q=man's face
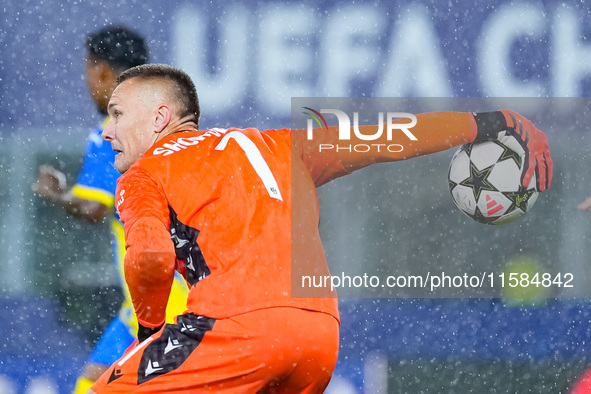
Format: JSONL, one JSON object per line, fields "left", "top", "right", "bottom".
{"left": 102, "top": 78, "right": 157, "bottom": 173}
{"left": 84, "top": 56, "right": 116, "bottom": 115}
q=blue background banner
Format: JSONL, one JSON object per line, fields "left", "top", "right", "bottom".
{"left": 2, "top": 0, "right": 591, "bottom": 131}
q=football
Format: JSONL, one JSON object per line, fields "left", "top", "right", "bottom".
{"left": 448, "top": 137, "right": 539, "bottom": 225}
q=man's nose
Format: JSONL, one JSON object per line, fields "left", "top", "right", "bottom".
{"left": 102, "top": 118, "right": 114, "bottom": 141}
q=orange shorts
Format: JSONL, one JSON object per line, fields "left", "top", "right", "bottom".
{"left": 91, "top": 307, "right": 340, "bottom": 393}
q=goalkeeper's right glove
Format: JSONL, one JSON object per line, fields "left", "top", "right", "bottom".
{"left": 473, "top": 110, "right": 553, "bottom": 192}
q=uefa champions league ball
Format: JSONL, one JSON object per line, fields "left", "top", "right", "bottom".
{"left": 448, "top": 136, "right": 539, "bottom": 225}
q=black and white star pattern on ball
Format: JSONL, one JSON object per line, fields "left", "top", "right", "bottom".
{"left": 471, "top": 205, "right": 491, "bottom": 224}
{"left": 448, "top": 178, "right": 458, "bottom": 193}
{"left": 459, "top": 162, "right": 496, "bottom": 201}
{"left": 503, "top": 185, "right": 536, "bottom": 213}
{"left": 496, "top": 141, "right": 522, "bottom": 168}
{"left": 460, "top": 143, "right": 474, "bottom": 156}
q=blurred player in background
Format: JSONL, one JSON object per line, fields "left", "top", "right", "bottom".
{"left": 578, "top": 197, "right": 591, "bottom": 212}
{"left": 89, "top": 64, "right": 552, "bottom": 393}
{"left": 32, "top": 27, "right": 188, "bottom": 394}
{"left": 571, "top": 368, "right": 591, "bottom": 393}
{"left": 570, "top": 197, "right": 591, "bottom": 393}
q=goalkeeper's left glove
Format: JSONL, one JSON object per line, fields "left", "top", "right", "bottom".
{"left": 472, "top": 109, "right": 553, "bottom": 192}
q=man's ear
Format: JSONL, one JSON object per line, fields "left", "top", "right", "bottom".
{"left": 154, "top": 105, "right": 171, "bottom": 133}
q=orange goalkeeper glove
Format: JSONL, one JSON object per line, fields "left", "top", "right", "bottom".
{"left": 472, "top": 110, "right": 552, "bottom": 191}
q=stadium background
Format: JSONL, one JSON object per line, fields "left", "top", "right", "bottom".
{"left": 1, "top": 0, "right": 591, "bottom": 392}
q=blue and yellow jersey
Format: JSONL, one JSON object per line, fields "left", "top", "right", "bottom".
{"left": 71, "top": 118, "right": 188, "bottom": 338}
{"left": 71, "top": 118, "right": 119, "bottom": 215}
{"left": 71, "top": 118, "right": 126, "bottom": 285}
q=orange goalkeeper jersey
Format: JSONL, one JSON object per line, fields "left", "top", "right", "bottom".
{"left": 115, "top": 127, "right": 348, "bottom": 322}
{"left": 115, "top": 112, "right": 474, "bottom": 324}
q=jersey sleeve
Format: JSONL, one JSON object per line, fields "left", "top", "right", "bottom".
{"left": 116, "top": 167, "right": 176, "bottom": 328}
{"left": 291, "top": 127, "right": 352, "bottom": 187}
{"left": 291, "top": 111, "right": 476, "bottom": 186}
{"left": 71, "top": 127, "right": 119, "bottom": 209}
